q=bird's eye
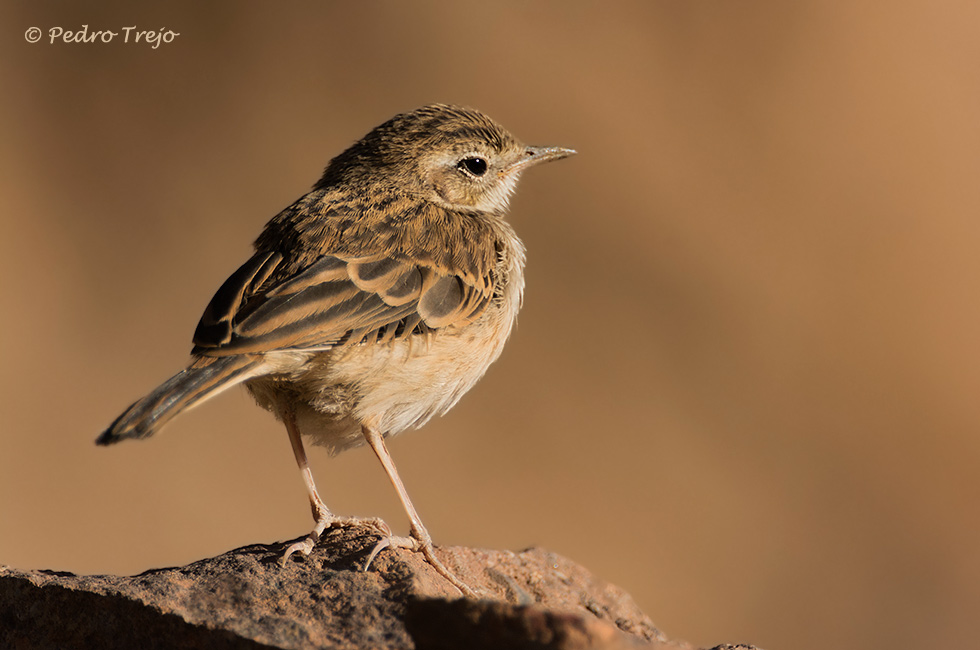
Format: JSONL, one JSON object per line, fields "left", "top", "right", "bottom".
{"left": 458, "top": 157, "right": 488, "bottom": 177}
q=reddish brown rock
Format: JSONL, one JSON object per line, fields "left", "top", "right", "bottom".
{"left": 0, "top": 528, "right": 754, "bottom": 649}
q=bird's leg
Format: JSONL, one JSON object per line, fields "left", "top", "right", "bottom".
{"left": 280, "top": 407, "right": 390, "bottom": 564}
{"left": 361, "top": 425, "right": 476, "bottom": 597}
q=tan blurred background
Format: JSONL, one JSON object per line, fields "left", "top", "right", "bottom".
{"left": 2, "top": 2, "right": 978, "bottom": 649}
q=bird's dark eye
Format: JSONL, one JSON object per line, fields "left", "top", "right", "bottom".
{"left": 458, "top": 157, "right": 488, "bottom": 177}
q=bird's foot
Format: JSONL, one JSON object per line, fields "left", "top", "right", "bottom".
{"left": 364, "top": 526, "right": 477, "bottom": 598}
{"left": 280, "top": 512, "right": 391, "bottom": 565}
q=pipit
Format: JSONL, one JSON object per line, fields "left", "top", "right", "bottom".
{"left": 97, "top": 104, "right": 574, "bottom": 596}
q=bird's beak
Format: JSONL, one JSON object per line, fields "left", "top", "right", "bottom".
{"left": 507, "top": 146, "right": 577, "bottom": 174}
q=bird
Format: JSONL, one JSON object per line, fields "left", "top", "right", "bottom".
{"left": 96, "top": 103, "right": 575, "bottom": 596}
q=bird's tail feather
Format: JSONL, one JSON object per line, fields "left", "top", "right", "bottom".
{"left": 96, "top": 355, "right": 262, "bottom": 445}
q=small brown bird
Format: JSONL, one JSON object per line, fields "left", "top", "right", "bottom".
{"left": 97, "top": 104, "right": 574, "bottom": 595}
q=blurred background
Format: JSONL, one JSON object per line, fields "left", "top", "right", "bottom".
{"left": 2, "top": 2, "right": 978, "bottom": 649}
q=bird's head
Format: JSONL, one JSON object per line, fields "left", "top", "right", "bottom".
{"left": 317, "top": 104, "right": 575, "bottom": 215}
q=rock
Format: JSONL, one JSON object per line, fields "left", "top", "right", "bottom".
{"left": 0, "top": 528, "right": 748, "bottom": 649}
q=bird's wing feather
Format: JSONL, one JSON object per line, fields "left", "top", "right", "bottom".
{"left": 192, "top": 249, "right": 494, "bottom": 356}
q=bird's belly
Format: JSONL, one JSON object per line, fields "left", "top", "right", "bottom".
{"left": 248, "top": 307, "right": 515, "bottom": 454}
{"left": 334, "top": 314, "right": 512, "bottom": 432}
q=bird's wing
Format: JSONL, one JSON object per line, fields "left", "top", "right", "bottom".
{"left": 191, "top": 249, "right": 494, "bottom": 356}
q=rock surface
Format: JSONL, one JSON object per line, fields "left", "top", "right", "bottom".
{"left": 0, "top": 528, "right": 756, "bottom": 649}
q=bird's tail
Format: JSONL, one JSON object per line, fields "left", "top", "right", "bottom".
{"left": 96, "top": 355, "right": 263, "bottom": 445}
